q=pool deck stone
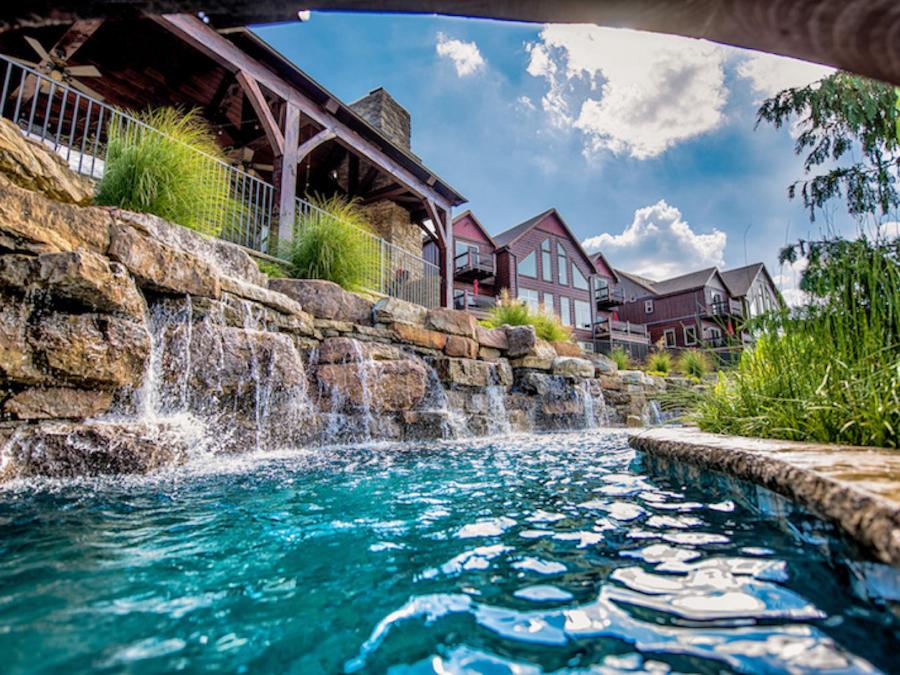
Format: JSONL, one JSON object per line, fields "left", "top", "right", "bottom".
{"left": 628, "top": 427, "right": 900, "bottom": 567}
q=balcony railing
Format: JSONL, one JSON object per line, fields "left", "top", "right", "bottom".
{"left": 453, "top": 250, "right": 494, "bottom": 280}
{"left": 595, "top": 285, "right": 625, "bottom": 308}
{"left": 453, "top": 293, "right": 496, "bottom": 313}
{"left": 0, "top": 53, "right": 442, "bottom": 308}
{"left": 705, "top": 298, "right": 743, "bottom": 318}
{"left": 593, "top": 318, "right": 649, "bottom": 342}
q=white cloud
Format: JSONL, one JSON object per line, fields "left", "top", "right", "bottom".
{"left": 436, "top": 33, "right": 485, "bottom": 77}
{"left": 879, "top": 221, "right": 900, "bottom": 239}
{"left": 525, "top": 25, "right": 729, "bottom": 159}
{"left": 582, "top": 200, "right": 727, "bottom": 278}
{"left": 736, "top": 52, "right": 834, "bottom": 99}
{"left": 772, "top": 256, "right": 809, "bottom": 307}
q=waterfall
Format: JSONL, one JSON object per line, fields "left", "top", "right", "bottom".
{"left": 486, "top": 367, "right": 511, "bottom": 436}
{"left": 643, "top": 400, "right": 663, "bottom": 426}
{"left": 419, "top": 361, "right": 469, "bottom": 439}
{"left": 580, "top": 381, "right": 610, "bottom": 429}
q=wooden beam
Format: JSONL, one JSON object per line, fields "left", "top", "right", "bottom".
{"left": 52, "top": 19, "right": 104, "bottom": 61}
{"left": 236, "top": 70, "right": 284, "bottom": 155}
{"left": 358, "top": 165, "right": 379, "bottom": 194}
{"left": 275, "top": 102, "right": 300, "bottom": 246}
{"left": 361, "top": 184, "right": 407, "bottom": 205}
{"left": 424, "top": 200, "right": 452, "bottom": 308}
{"left": 153, "top": 14, "right": 454, "bottom": 211}
{"left": 296, "top": 128, "right": 335, "bottom": 162}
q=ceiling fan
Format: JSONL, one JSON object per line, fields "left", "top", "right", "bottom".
{"left": 227, "top": 146, "right": 274, "bottom": 178}
{"left": 11, "top": 35, "right": 104, "bottom": 100}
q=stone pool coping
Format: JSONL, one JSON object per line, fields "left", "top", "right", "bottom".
{"left": 628, "top": 427, "right": 900, "bottom": 567}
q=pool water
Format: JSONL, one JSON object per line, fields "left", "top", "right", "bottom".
{"left": 0, "top": 431, "right": 897, "bottom": 673}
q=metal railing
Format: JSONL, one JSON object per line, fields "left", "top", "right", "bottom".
{"left": 0, "top": 53, "right": 443, "bottom": 308}
{"left": 293, "top": 197, "right": 441, "bottom": 308}
{"left": 594, "top": 285, "right": 625, "bottom": 306}
{"left": 593, "top": 318, "right": 649, "bottom": 340}
{"left": 0, "top": 54, "right": 276, "bottom": 251}
{"left": 453, "top": 249, "right": 494, "bottom": 274}
{"left": 705, "top": 298, "right": 743, "bottom": 317}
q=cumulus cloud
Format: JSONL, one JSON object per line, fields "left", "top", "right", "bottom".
{"left": 736, "top": 51, "right": 834, "bottom": 99}
{"left": 879, "top": 221, "right": 900, "bottom": 239}
{"left": 525, "top": 25, "right": 729, "bottom": 159}
{"left": 436, "top": 33, "right": 486, "bottom": 77}
{"left": 582, "top": 200, "right": 727, "bottom": 279}
{"left": 772, "top": 256, "right": 809, "bottom": 307}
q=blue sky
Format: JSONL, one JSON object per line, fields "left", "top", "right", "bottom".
{"left": 254, "top": 12, "right": 863, "bottom": 300}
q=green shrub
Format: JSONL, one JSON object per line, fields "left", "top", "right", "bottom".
{"left": 677, "top": 349, "right": 712, "bottom": 379}
{"left": 257, "top": 259, "right": 288, "bottom": 279}
{"left": 609, "top": 347, "right": 631, "bottom": 370}
{"left": 95, "top": 107, "right": 238, "bottom": 235}
{"left": 483, "top": 290, "right": 572, "bottom": 342}
{"left": 646, "top": 350, "right": 672, "bottom": 376}
{"left": 691, "top": 237, "right": 900, "bottom": 448}
{"left": 286, "top": 195, "right": 378, "bottom": 291}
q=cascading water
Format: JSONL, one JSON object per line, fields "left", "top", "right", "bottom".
{"left": 485, "top": 368, "right": 512, "bottom": 436}
{"left": 643, "top": 400, "right": 664, "bottom": 426}
{"left": 418, "top": 360, "right": 470, "bottom": 439}
{"left": 579, "top": 381, "right": 610, "bottom": 429}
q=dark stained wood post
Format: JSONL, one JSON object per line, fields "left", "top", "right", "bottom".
{"left": 443, "top": 205, "right": 453, "bottom": 308}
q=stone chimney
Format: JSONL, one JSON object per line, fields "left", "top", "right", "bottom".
{"left": 350, "top": 87, "right": 412, "bottom": 151}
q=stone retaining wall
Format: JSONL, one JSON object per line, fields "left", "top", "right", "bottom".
{"left": 0, "top": 118, "right": 665, "bottom": 480}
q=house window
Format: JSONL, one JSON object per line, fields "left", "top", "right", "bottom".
{"left": 557, "top": 242, "right": 568, "bottom": 285}
{"left": 541, "top": 238, "right": 553, "bottom": 282}
{"left": 543, "top": 293, "right": 554, "bottom": 315}
{"left": 644, "top": 299, "right": 654, "bottom": 314}
{"left": 574, "top": 299, "right": 591, "bottom": 329}
{"left": 579, "top": 341, "right": 594, "bottom": 353}
{"left": 683, "top": 325, "right": 698, "bottom": 346}
{"left": 560, "top": 297, "right": 572, "bottom": 326}
{"left": 572, "top": 265, "right": 589, "bottom": 290}
{"left": 518, "top": 288, "right": 540, "bottom": 311}
{"left": 706, "top": 327, "right": 723, "bottom": 344}
{"left": 518, "top": 251, "right": 536, "bottom": 277}
{"left": 664, "top": 328, "right": 676, "bottom": 348}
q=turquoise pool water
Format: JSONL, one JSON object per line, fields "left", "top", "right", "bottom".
{"left": 0, "top": 431, "right": 897, "bottom": 673}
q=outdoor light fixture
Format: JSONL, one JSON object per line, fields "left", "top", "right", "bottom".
{"left": 297, "top": 10, "right": 312, "bottom": 22}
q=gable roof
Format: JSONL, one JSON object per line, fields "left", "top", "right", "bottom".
{"left": 493, "top": 208, "right": 598, "bottom": 272}
{"left": 615, "top": 269, "right": 658, "bottom": 294}
{"left": 589, "top": 251, "right": 620, "bottom": 283}
{"left": 493, "top": 208, "right": 556, "bottom": 248}
{"left": 453, "top": 210, "right": 496, "bottom": 248}
{"left": 721, "top": 263, "right": 765, "bottom": 297}
{"left": 650, "top": 267, "right": 721, "bottom": 296}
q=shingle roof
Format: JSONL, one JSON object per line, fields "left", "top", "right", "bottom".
{"left": 493, "top": 209, "right": 556, "bottom": 248}
{"left": 614, "top": 269, "right": 657, "bottom": 293}
{"left": 721, "top": 263, "right": 765, "bottom": 297}
{"left": 650, "top": 267, "right": 719, "bottom": 295}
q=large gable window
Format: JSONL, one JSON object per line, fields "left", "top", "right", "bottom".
{"left": 574, "top": 300, "right": 591, "bottom": 329}
{"left": 557, "top": 242, "right": 568, "bottom": 285}
{"left": 518, "top": 288, "right": 539, "bottom": 311}
{"left": 518, "top": 251, "right": 536, "bottom": 277}
{"left": 541, "top": 239, "right": 553, "bottom": 282}
{"left": 572, "top": 265, "right": 589, "bottom": 290}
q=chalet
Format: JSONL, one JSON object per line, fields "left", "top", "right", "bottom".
{"left": 615, "top": 263, "right": 782, "bottom": 359}
{"left": 721, "top": 263, "right": 783, "bottom": 319}
{"left": 590, "top": 252, "right": 651, "bottom": 360}
{"left": 0, "top": 15, "right": 465, "bottom": 307}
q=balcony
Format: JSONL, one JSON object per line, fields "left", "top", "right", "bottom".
{"left": 595, "top": 285, "right": 625, "bottom": 309}
{"left": 593, "top": 318, "right": 650, "bottom": 343}
{"left": 454, "top": 250, "right": 494, "bottom": 282}
{"left": 453, "top": 293, "right": 496, "bottom": 317}
{"left": 703, "top": 298, "right": 743, "bottom": 318}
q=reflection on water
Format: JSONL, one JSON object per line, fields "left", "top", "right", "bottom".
{"left": 0, "top": 431, "right": 897, "bottom": 674}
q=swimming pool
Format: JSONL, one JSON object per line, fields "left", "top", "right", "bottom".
{"left": 0, "top": 430, "right": 896, "bottom": 673}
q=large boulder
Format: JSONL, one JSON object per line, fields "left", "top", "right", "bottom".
{"left": 316, "top": 359, "right": 427, "bottom": 412}
{"left": 28, "top": 312, "right": 150, "bottom": 388}
{"left": 588, "top": 352, "right": 618, "bottom": 375}
{"left": 0, "top": 295, "right": 44, "bottom": 384}
{"left": 425, "top": 308, "right": 476, "bottom": 338}
{"left": 505, "top": 325, "right": 536, "bottom": 358}
{"left": 510, "top": 339, "right": 556, "bottom": 370}
{"left": 113, "top": 210, "right": 267, "bottom": 287}
{"left": 2, "top": 387, "right": 113, "bottom": 420}
{"left": 444, "top": 335, "right": 479, "bottom": 359}
{"left": 551, "top": 341, "right": 582, "bottom": 357}
{"left": 0, "top": 118, "right": 93, "bottom": 205}
{"left": 434, "top": 357, "right": 494, "bottom": 388}
{"left": 219, "top": 275, "right": 304, "bottom": 317}
{"left": 0, "top": 176, "right": 110, "bottom": 255}
{"left": 0, "top": 250, "right": 146, "bottom": 319}
{"left": 0, "top": 420, "right": 192, "bottom": 480}
{"left": 269, "top": 279, "right": 373, "bottom": 325}
{"left": 108, "top": 221, "right": 221, "bottom": 299}
{"left": 552, "top": 356, "right": 595, "bottom": 379}
{"left": 476, "top": 325, "right": 509, "bottom": 350}
{"left": 317, "top": 336, "right": 399, "bottom": 364}
{"left": 373, "top": 296, "right": 427, "bottom": 325}
{"left": 392, "top": 321, "right": 447, "bottom": 350}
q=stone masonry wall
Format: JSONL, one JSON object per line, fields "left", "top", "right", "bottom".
{"left": 0, "top": 118, "right": 665, "bottom": 481}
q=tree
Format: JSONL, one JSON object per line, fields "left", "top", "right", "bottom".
{"left": 757, "top": 73, "right": 900, "bottom": 219}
